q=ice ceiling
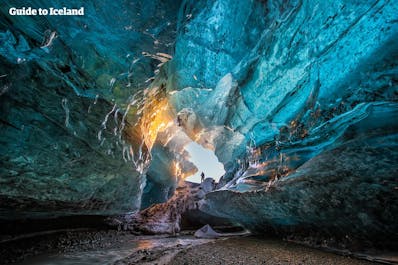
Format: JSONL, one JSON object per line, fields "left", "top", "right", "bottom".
{"left": 0, "top": 0, "right": 397, "bottom": 247}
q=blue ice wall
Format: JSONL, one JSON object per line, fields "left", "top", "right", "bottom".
{"left": 170, "top": 0, "right": 398, "bottom": 154}
{"left": 166, "top": 0, "right": 398, "bottom": 246}
{"left": 172, "top": 0, "right": 268, "bottom": 88}
{"left": 0, "top": 0, "right": 181, "bottom": 100}
{"left": 0, "top": 0, "right": 181, "bottom": 217}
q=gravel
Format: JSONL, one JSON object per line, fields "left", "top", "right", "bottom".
{"left": 169, "top": 237, "right": 375, "bottom": 265}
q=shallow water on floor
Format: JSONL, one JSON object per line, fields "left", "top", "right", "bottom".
{"left": 16, "top": 235, "right": 210, "bottom": 265}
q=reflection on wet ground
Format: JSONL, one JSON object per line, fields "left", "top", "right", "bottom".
{"left": 16, "top": 235, "right": 212, "bottom": 265}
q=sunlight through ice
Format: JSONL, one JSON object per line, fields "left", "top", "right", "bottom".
{"left": 184, "top": 142, "right": 225, "bottom": 183}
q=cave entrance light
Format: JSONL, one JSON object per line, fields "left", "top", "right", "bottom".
{"left": 184, "top": 141, "right": 225, "bottom": 183}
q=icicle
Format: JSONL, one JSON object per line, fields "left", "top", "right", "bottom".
{"left": 113, "top": 108, "right": 119, "bottom": 127}
{"left": 41, "top": 30, "right": 57, "bottom": 49}
{"left": 94, "top": 94, "right": 99, "bottom": 105}
{"left": 129, "top": 145, "right": 134, "bottom": 161}
{"left": 97, "top": 130, "right": 102, "bottom": 141}
{"left": 109, "top": 78, "right": 116, "bottom": 87}
{"left": 100, "top": 104, "right": 117, "bottom": 132}
{"left": 61, "top": 98, "right": 70, "bottom": 128}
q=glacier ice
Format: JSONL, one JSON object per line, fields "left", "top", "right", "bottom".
{"left": 0, "top": 0, "right": 182, "bottom": 217}
{"left": 166, "top": 0, "right": 398, "bottom": 247}
{"left": 0, "top": 0, "right": 397, "bottom": 249}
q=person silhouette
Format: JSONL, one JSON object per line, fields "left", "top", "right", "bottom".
{"left": 200, "top": 172, "right": 205, "bottom": 183}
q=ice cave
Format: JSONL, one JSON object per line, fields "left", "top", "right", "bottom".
{"left": 0, "top": 0, "right": 397, "bottom": 264}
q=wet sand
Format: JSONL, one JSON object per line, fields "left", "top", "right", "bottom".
{"left": 169, "top": 237, "right": 376, "bottom": 265}
{"left": 3, "top": 230, "right": 392, "bottom": 265}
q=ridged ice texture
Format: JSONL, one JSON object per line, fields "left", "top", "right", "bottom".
{"left": 171, "top": 0, "right": 398, "bottom": 160}
{"left": 173, "top": 0, "right": 268, "bottom": 89}
{"left": 0, "top": 61, "right": 143, "bottom": 218}
{"left": 167, "top": 0, "right": 398, "bottom": 247}
{"left": 200, "top": 103, "right": 398, "bottom": 247}
{"left": 0, "top": 0, "right": 181, "bottom": 218}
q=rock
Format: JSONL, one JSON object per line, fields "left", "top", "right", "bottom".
{"left": 201, "top": 178, "right": 215, "bottom": 193}
{"left": 194, "top": 224, "right": 220, "bottom": 239}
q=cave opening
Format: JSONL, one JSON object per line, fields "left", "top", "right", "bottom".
{"left": 184, "top": 141, "right": 225, "bottom": 183}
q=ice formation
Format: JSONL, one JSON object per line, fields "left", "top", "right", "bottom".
{"left": 0, "top": 0, "right": 397, "bottom": 248}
